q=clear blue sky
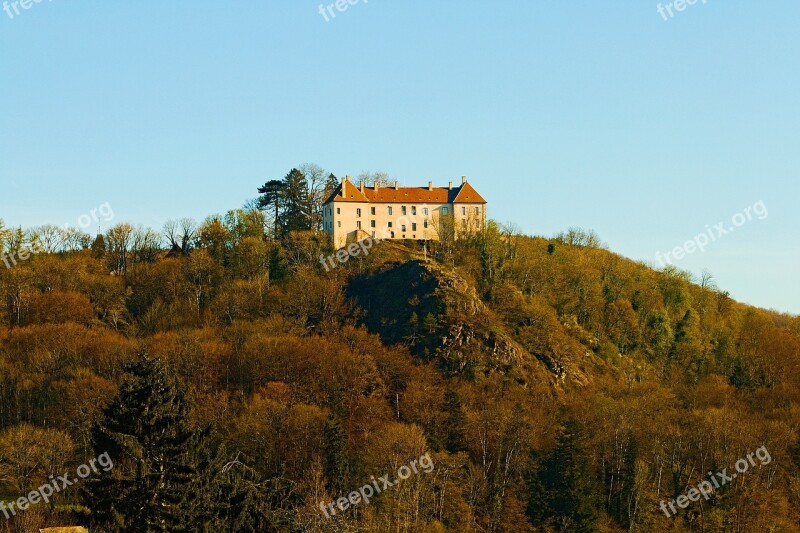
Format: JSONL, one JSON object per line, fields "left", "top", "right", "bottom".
{"left": 1, "top": 1, "right": 798, "bottom": 313}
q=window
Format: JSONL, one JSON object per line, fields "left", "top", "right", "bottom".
{"left": 337, "top": 221, "right": 341, "bottom": 227}
{"left": 412, "top": 223, "right": 417, "bottom": 231}
{"left": 391, "top": 231, "right": 395, "bottom": 238}
{"left": 401, "top": 206, "right": 407, "bottom": 215}
{"left": 370, "top": 220, "right": 376, "bottom": 228}
{"left": 388, "top": 206, "right": 393, "bottom": 215}
{"left": 371, "top": 207, "right": 376, "bottom": 215}
{"left": 388, "top": 222, "right": 393, "bottom": 228}
{"left": 475, "top": 207, "right": 480, "bottom": 215}
{"left": 357, "top": 221, "right": 362, "bottom": 229}
{"left": 372, "top": 231, "right": 376, "bottom": 238}
{"left": 401, "top": 225, "right": 407, "bottom": 232}
{"left": 337, "top": 207, "right": 341, "bottom": 215}
{"left": 424, "top": 220, "right": 429, "bottom": 228}
{"left": 423, "top": 208, "right": 429, "bottom": 216}
{"left": 442, "top": 207, "right": 448, "bottom": 215}
{"left": 412, "top": 206, "right": 417, "bottom": 215}
{"left": 461, "top": 207, "right": 466, "bottom": 216}
{"left": 356, "top": 208, "right": 362, "bottom": 217}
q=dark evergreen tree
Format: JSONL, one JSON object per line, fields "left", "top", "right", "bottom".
{"left": 323, "top": 173, "right": 339, "bottom": 201}
{"left": 323, "top": 415, "right": 352, "bottom": 494}
{"left": 441, "top": 390, "right": 467, "bottom": 453}
{"left": 528, "top": 418, "right": 599, "bottom": 532}
{"left": 91, "top": 233, "right": 107, "bottom": 258}
{"left": 730, "top": 357, "right": 754, "bottom": 390}
{"left": 256, "top": 179, "right": 286, "bottom": 237}
{"left": 82, "top": 356, "right": 221, "bottom": 532}
{"left": 281, "top": 168, "right": 311, "bottom": 234}
{"left": 211, "top": 454, "right": 296, "bottom": 532}
{"left": 267, "top": 242, "right": 289, "bottom": 282}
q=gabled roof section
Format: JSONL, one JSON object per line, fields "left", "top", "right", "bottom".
{"left": 323, "top": 180, "right": 369, "bottom": 204}
{"left": 452, "top": 181, "right": 487, "bottom": 204}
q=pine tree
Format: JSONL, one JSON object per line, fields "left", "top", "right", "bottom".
{"left": 281, "top": 169, "right": 311, "bottom": 234}
{"left": 257, "top": 179, "right": 286, "bottom": 238}
{"left": 323, "top": 173, "right": 339, "bottom": 200}
{"left": 423, "top": 312, "right": 440, "bottom": 334}
{"left": 529, "top": 418, "right": 598, "bottom": 532}
{"left": 83, "top": 356, "right": 221, "bottom": 532}
{"left": 405, "top": 312, "right": 420, "bottom": 345}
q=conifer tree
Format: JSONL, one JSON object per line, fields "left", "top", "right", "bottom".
{"left": 323, "top": 173, "right": 339, "bottom": 200}
{"left": 256, "top": 179, "right": 286, "bottom": 238}
{"left": 91, "top": 233, "right": 106, "bottom": 258}
{"left": 281, "top": 168, "right": 311, "bottom": 234}
{"left": 441, "top": 390, "right": 467, "bottom": 453}
{"left": 323, "top": 415, "right": 352, "bottom": 494}
{"left": 528, "top": 418, "right": 598, "bottom": 532}
{"left": 83, "top": 356, "right": 221, "bottom": 532}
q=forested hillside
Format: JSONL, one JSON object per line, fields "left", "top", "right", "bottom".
{"left": 1, "top": 200, "right": 799, "bottom": 532}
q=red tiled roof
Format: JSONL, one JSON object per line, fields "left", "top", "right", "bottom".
{"left": 452, "top": 182, "right": 487, "bottom": 204}
{"left": 324, "top": 181, "right": 487, "bottom": 205}
{"left": 323, "top": 180, "right": 369, "bottom": 203}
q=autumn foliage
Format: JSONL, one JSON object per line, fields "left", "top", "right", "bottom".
{"left": 0, "top": 214, "right": 798, "bottom": 532}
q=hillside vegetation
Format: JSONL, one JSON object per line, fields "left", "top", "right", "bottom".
{"left": 0, "top": 211, "right": 799, "bottom": 532}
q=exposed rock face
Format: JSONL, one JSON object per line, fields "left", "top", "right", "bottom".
{"left": 348, "top": 259, "right": 557, "bottom": 384}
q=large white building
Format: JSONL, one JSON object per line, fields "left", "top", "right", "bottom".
{"left": 322, "top": 176, "right": 487, "bottom": 248}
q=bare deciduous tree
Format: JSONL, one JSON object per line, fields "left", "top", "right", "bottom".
{"left": 299, "top": 163, "right": 329, "bottom": 232}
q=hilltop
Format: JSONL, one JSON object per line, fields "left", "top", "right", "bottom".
{"left": 0, "top": 218, "right": 798, "bottom": 532}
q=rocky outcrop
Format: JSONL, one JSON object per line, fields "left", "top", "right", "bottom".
{"left": 347, "top": 259, "right": 556, "bottom": 384}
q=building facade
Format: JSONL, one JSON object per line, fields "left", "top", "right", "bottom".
{"left": 322, "top": 176, "right": 487, "bottom": 249}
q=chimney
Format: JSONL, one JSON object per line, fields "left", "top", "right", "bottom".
{"left": 448, "top": 181, "right": 453, "bottom": 190}
{"left": 428, "top": 181, "right": 433, "bottom": 191}
{"left": 343, "top": 175, "right": 351, "bottom": 183}
{"left": 462, "top": 176, "right": 467, "bottom": 184}
{"left": 360, "top": 180, "right": 365, "bottom": 193}
{"left": 394, "top": 181, "right": 399, "bottom": 190}
{"left": 374, "top": 181, "right": 379, "bottom": 191}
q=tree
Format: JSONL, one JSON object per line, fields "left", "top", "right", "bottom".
{"left": 299, "top": 163, "right": 329, "bottom": 232}
{"left": 529, "top": 418, "right": 598, "bottom": 532}
{"left": 257, "top": 180, "right": 286, "bottom": 238}
{"left": 28, "top": 225, "right": 63, "bottom": 253}
{"left": 83, "top": 356, "right": 220, "bottom": 532}
{"left": 554, "top": 227, "right": 604, "bottom": 249}
{"left": 440, "top": 390, "right": 467, "bottom": 453}
{"left": 323, "top": 173, "right": 339, "bottom": 201}
{"left": 163, "top": 219, "right": 182, "bottom": 250}
{"left": 105, "top": 223, "right": 135, "bottom": 274}
{"left": 281, "top": 169, "right": 311, "bottom": 234}
{"left": 0, "top": 219, "right": 10, "bottom": 252}
{"left": 323, "top": 415, "right": 352, "bottom": 494}
{"left": 91, "top": 233, "right": 107, "bottom": 258}
{"left": 357, "top": 170, "right": 393, "bottom": 187}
